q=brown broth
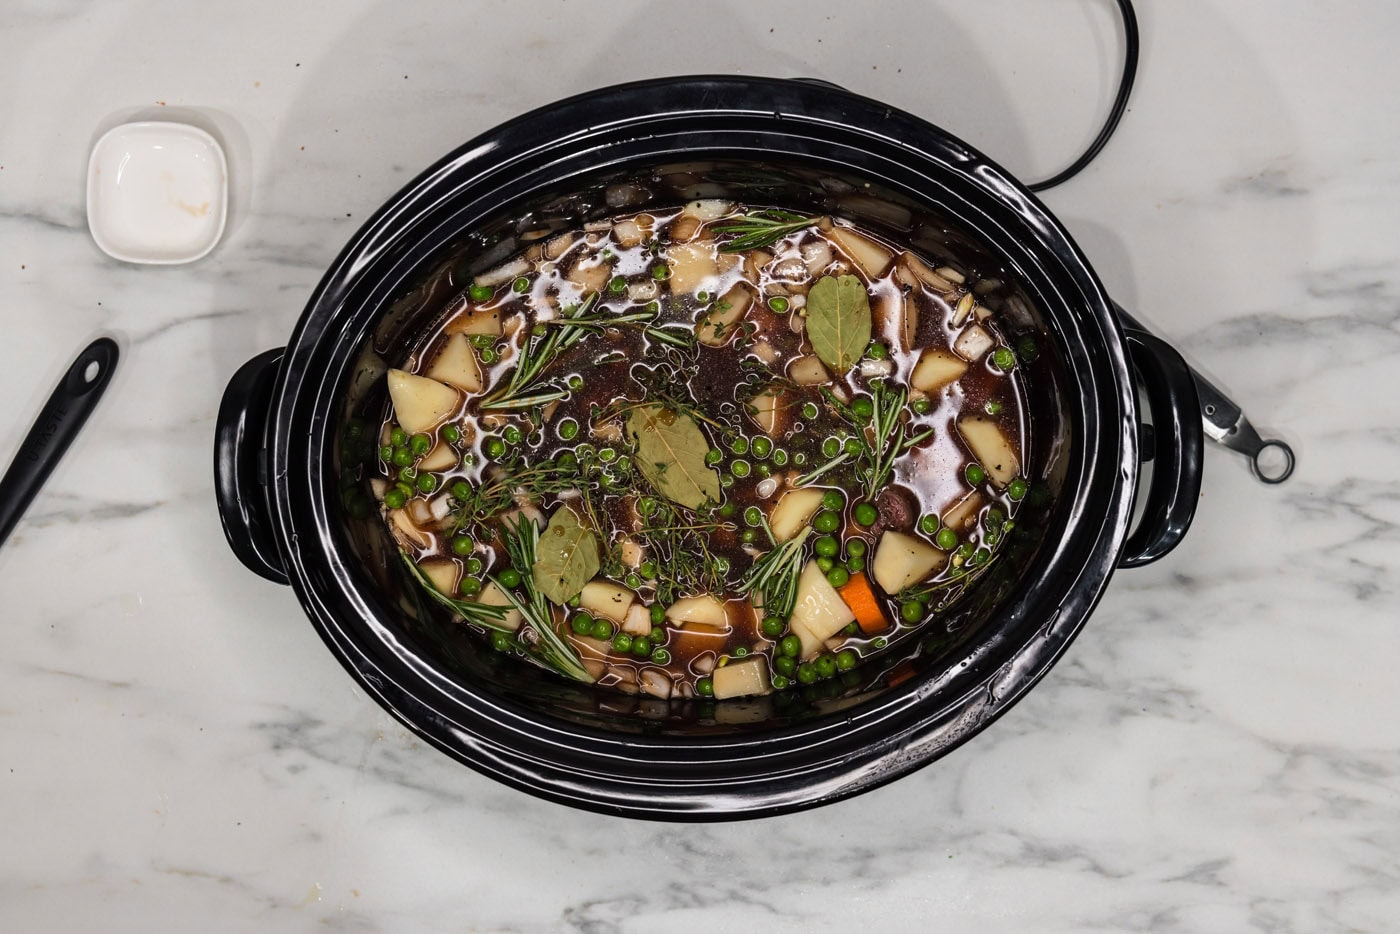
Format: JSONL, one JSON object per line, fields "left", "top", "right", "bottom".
{"left": 372, "top": 204, "right": 1028, "bottom": 700}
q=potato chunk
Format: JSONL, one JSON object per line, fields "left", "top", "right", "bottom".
{"left": 769, "top": 489, "right": 824, "bottom": 543}
{"left": 790, "top": 560, "right": 857, "bottom": 648}
{"left": 418, "top": 559, "right": 459, "bottom": 597}
{"left": 712, "top": 656, "right": 771, "bottom": 699}
{"left": 910, "top": 348, "right": 968, "bottom": 393}
{"left": 958, "top": 416, "right": 1020, "bottom": 487}
{"left": 425, "top": 332, "right": 483, "bottom": 393}
{"left": 579, "top": 579, "right": 637, "bottom": 622}
{"left": 872, "top": 531, "right": 947, "bottom": 594}
{"left": 476, "top": 582, "right": 523, "bottom": 632}
{"left": 387, "top": 369, "right": 460, "bottom": 434}
{"left": 953, "top": 323, "right": 995, "bottom": 361}
{"left": 696, "top": 282, "right": 755, "bottom": 346}
{"left": 664, "top": 594, "right": 728, "bottom": 629}
{"left": 667, "top": 241, "right": 718, "bottom": 295}
{"left": 787, "top": 354, "right": 830, "bottom": 386}
{"left": 827, "top": 225, "right": 893, "bottom": 278}
{"left": 748, "top": 384, "right": 785, "bottom": 436}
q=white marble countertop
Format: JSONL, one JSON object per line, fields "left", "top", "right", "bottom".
{"left": 3, "top": 2, "right": 1397, "bottom": 930}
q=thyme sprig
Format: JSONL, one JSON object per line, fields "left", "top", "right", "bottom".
{"left": 712, "top": 209, "right": 817, "bottom": 253}
{"left": 737, "top": 523, "right": 812, "bottom": 620}
{"left": 823, "top": 380, "right": 934, "bottom": 499}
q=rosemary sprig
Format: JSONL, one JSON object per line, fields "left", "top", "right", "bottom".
{"left": 821, "top": 380, "right": 935, "bottom": 499}
{"left": 490, "top": 514, "right": 594, "bottom": 683}
{"left": 480, "top": 292, "right": 600, "bottom": 410}
{"left": 712, "top": 209, "right": 817, "bottom": 252}
{"left": 794, "top": 451, "right": 851, "bottom": 487}
{"left": 737, "top": 525, "right": 812, "bottom": 619}
{"left": 401, "top": 553, "right": 511, "bottom": 630}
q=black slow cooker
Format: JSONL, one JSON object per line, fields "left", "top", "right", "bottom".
{"left": 214, "top": 77, "right": 1202, "bottom": 819}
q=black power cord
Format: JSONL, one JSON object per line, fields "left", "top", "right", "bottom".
{"left": 1028, "top": 0, "right": 1140, "bottom": 192}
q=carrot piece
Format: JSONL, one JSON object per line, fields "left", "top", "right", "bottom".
{"left": 837, "top": 572, "right": 889, "bottom": 635}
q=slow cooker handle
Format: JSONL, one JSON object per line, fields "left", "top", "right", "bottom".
{"left": 214, "top": 349, "right": 290, "bottom": 584}
{"left": 1118, "top": 330, "right": 1204, "bottom": 567}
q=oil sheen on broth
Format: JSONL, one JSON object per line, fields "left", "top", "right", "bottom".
{"left": 372, "top": 201, "right": 1030, "bottom": 701}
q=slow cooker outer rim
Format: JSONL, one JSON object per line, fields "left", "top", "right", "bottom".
{"left": 266, "top": 76, "right": 1136, "bottom": 818}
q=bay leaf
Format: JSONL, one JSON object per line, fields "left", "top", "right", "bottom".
{"left": 806, "top": 274, "right": 872, "bottom": 374}
{"left": 626, "top": 404, "right": 721, "bottom": 511}
{"left": 532, "top": 505, "right": 601, "bottom": 605}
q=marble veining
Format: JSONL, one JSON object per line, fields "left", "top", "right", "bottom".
{"left": 2, "top": 1, "right": 1399, "bottom": 931}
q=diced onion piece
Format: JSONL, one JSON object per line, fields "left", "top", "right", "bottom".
{"left": 859, "top": 358, "right": 894, "bottom": 378}
{"left": 789, "top": 561, "right": 857, "bottom": 656}
{"left": 640, "top": 669, "right": 673, "bottom": 699}
{"left": 544, "top": 232, "right": 576, "bottom": 260}
{"left": 685, "top": 199, "right": 732, "bottom": 221}
{"left": 622, "top": 603, "right": 653, "bottom": 636}
{"left": 712, "top": 656, "right": 771, "bottom": 699}
{"left": 958, "top": 416, "right": 1020, "bottom": 487}
{"left": 579, "top": 579, "right": 637, "bottom": 622}
{"left": 936, "top": 265, "right": 967, "bottom": 285}
{"left": 417, "top": 443, "right": 458, "bottom": 472}
{"left": 696, "top": 282, "right": 755, "bottom": 346}
{"left": 568, "top": 255, "right": 612, "bottom": 294}
{"left": 787, "top": 354, "right": 829, "bottom": 386}
{"left": 387, "top": 369, "right": 460, "bottom": 434}
{"left": 953, "top": 323, "right": 995, "bottom": 361}
{"left": 664, "top": 594, "right": 728, "bottom": 629}
{"left": 613, "top": 218, "right": 644, "bottom": 248}
{"left": 800, "top": 239, "right": 834, "bottom": 274}
{"left": 388, "top": 508, "right": 432, "bottom": 549}
{"left": 952, "top": 292, "right": 976, "bottom": 326}
{"left": 474, "top": 257, "right": 530, "bottom": 288}
{"left": 826, "top": 225, "right": 893, "bottom": 278}
{"left": 425, "top": 332, "right": 483, "bottom": 393}
{"left": 667, "top": 240, "right": 718, "bottom": 294}
{"left": 628, "top": 279, "right": 659, "bottom": 302}
{"left": 418, "top": 559, "right": 459, "bottom": 596}
{"left": 476, "top": 582, "right": 523, "bottom": 631}
{"left": 769, "top": 488, "right": 824, "bottom": 543}
{"left": 872, "top": 531, "right": 947, "bottom": 594}
{"left": 447, "top": 307, "right": 505, "bottom": 337}
{"left": 910, "top": 348, "right": 969, "bottom": 393}
{"left": 897, "top": 253, "right": 955, "bottom": 293}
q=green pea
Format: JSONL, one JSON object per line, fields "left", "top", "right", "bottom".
{"left": 392, "top": 447, "right": 414, "bottom": 468}
{"left": 796, "top": 663, "right": 818, "bottom": 684}
{"left": 697, "top": 677, "right": 714, "bottom": 697}
{"left": 459, "top": 577, "right": 483, "bottom": 597}
{"left": 650, "top": 603, "right": 666, "bottom": 625}
{"left": 624, "top": 573, "right": 642, "bottom": 589}
{"left": 571, "top": 614, "right": 594, "bottom": 635}
{"left": 612, "top": 633, "right": 633, "bottom": 654}
{"left": 846, "top": 538, "right": 867, "bottom": 558}
{"left": 556, "top": 452, "right": 578, "bottom": 470}
{"left": 768, "top": 296, "right": 790, "bottom": 313}
{"left": 761, "top": 615, "right": 786, "bottom": 638}
{"left": 755, "top": 462, "right": 772, "bottom": 478}
{"left": 651, "top": 263, "right": 670, "bottom": 280}
{"left": 389, "top": 427, "right": 408, "bottom": 447}
{"left": 649, "top": 626, "right": 666, "bottom": 644}
{"left": 826, "top": 566, "right": 850, "bottom": 588}
{"left": 843, "top": 437, "right": 863, "bottom": 457}
{"left": 480, "top": 347, "right": 499, "bottom": 365}
{"left": 901, "top": 600, "right": 924, "bottom": 623}
{"left": 801, "top": 401, "right": 820, "bottom": 421}
{"left": 985, "top": 507, "right": 1005, "bottom": 529}
{"left": 639, "top": 561, "right": 658, "bottom": 579}
{"left": 843, "top": 621, "right": 860, "bottom": 636}
{"left": 933, "top": 528, "right": 957, "bottom": 551}
{"left": 771, "top": 674, "right": 790, "bottom": 690}
{"left": 772, "top": 449, "right": 789, "bottom": 467}
{"left": 705, "top": 448, "right": 723, "bottom": 466}
{"left": 469, "top": 283, "right": 493, "bottom": 302}
{"left": 558, "top": 418, "right": 579, "bottom": 441}
{"left": 590, "top": 617, "right": 613, "bottom": 640}
{"left": 630, "top": 637, "right": 651, "bottom": 658}
{"left": 911, "top": 398, "right": 931, "bottom": 415}
{"left": 971, "top": 547, "right": 991, "bottom": 567}
{"left": 816, "top": 556, "right": 835, "bottom": 573}
{"left": 485, "top": 437, "right": 506, "bottom": 459}
{"left": 774, "top": 654, "right": 796, "bottom": 676}
{"left": 847, "top": 555, "right": 865, "bottom": 573}
{"left": 965, "top": 463, "right": 987, "bottom": 486}
{"left": 749, "top": 436, "right": 773, "bottom": 459}
{"left": 460, "top": 557, "right": 482, "bottom": 577}
{"left": 491, "top": 631, "right": 512, "bottom": 652}
{"left": 416, "top": 474, "right": 438, "bottom": 494}
{"left": 712, "top": 556, "right": 731, "bottom": 575}
{"left": 836, "top": 649, "right": 858, "bottom": 670}
{"left": 742, "top": 528, "right": 757, "bottom": 544}
{"left": 984, "top": 400, "right": 1003, "bottom": 416}
{"left": 872, "top": 637, "right": 888, "bottom": 649}
{"left": 532, "top": 324, "right": 547, "bottom": 338}
{"left": 852, "top": 396, "right": 874, "bottom": 419}
{"left": 792, "top": 452, "right": 807, "bottom": 467}
{"left": 398, "top": 466, "right": 418, "bottom": 484}
{"left": 1008, "top": 478, "right": 1028, "bottom": 501}
{"left": 867, "top": 341, "right": 888, "bottom": 360}
{"left": 567, "top": 374, "right": 584, "bottom": 391}
{"left": 449, "top": 481, "right": 470, "bottom": 501}
{"left": 814, "top": 535, "right": 839, "bottom": 558}
{"left": 394, "top": 482, "right": 414, "bottom": 498}
{"left": 733, "top": 646, "right": 750, "bottom": 658}
{"left": 503, "top": 425, "right": 522, "bottom": 446}
{"left": 743, "top": 506, "right": 763, "bottom": 527}
{"left": 779, "top": 635, "right": 802, "bottom": 658}
{"left": 992, "top": 347, "right": 1016, "bottom": 370}
{"left": 384, "top": 489, "right": 407, "bottom": 510}
{"left": 650, "top": 647, "right": 671, "bottom": 664}
{"left": 697, "top": 291, "right": 711, "bottom": 303}
{"left": 815, "top": 655, "right": 838, "bottom": 679}
{"left": 812, "top": 511, "right": 840, "bottom": 534}
{"left": 853, "top": 503, "right": 878, "bottom": 527}
{"left": 731, "top": 460, "right": 751, "bottom": 478}
{"left": 608, "top": 275, "right": 627, "bottom": 294}
{"left": 820, "top": 490, "right": 843, "bottom": 511}
{"left": 1017, "top": 335, "right": 1039, "bottom": 361}
{"left": 719, "top": 502, "right": 736, "bottom": 518}
{"left": 729, "top": 437, "right": 750, "bottom": 456}
{"left": 719, "top": 473, "right": 735, "bottom": 489}
{"left": 378, "top": 444, "right": 394, "bottom": 462}
{"left": 821, "top": 437, "right": 841, "bottom": 459}
{"left": 915, "top": 514, "right": 936, "bottom": 535}
{"left": 442, "top": 424, "right": 462, "bottom": 444}
{"left": 497, "top": 568, "right": 522, "bottom": 589}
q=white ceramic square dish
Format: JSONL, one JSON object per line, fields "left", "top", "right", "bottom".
{"left": 86, "top": 121, "right": 228, "bottom": 264}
